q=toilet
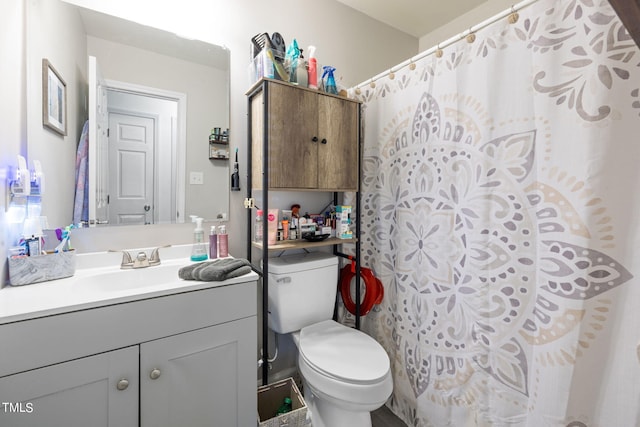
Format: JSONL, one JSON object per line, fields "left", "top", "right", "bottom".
{"left": 267, "top": 252, "right": 393, "bottom": 427}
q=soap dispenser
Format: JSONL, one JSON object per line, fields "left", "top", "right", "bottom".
{"left": 190, "top": 217, "right": 208, "bottom": 261}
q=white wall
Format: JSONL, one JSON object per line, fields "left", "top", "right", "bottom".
{"left": 419, "top": 0, "right": 514, "bottom": 52}
{"left": 26, "top": 0, "right": 87, "bottom": 227}
{"left": 61, "top": 0, "right": 419, "bottom": 255}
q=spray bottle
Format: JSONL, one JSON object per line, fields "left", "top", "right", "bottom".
{"left": 322, "top": 66, "right": 338, "bottom": 94}
{"left": 190, "top": 216, "right": 208, "bottom": 261}
{"left": 307, "top": 45, "right": 317, "bottom": 89}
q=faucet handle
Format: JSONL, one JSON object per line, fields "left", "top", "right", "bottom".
{"left": 109, "top": 249, "right": 133, "bottom": 266}
{"left": 149, "top": 245, "right": 171, "bottom": 264}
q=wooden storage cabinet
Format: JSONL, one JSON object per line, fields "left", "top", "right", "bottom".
{"left": 250, "top": 80, "right": 359, "bottom": 191}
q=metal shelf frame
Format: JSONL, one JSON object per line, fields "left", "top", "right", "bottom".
{"left": 246, "top": 79, "right": 362, "bottom": 386}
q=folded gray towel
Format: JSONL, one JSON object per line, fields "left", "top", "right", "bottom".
{"left": 179, "top": 258, "right": 252, "bottom": 282}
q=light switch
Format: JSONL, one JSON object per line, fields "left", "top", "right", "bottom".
{"left": 189, "top": 171, "right": 204, "bottom": 185}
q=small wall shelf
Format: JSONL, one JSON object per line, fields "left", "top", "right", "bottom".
{"left": 209, "top": 139, "right": 229, "bottom": 160}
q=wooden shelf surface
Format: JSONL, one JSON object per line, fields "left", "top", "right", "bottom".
{"left": 252, "top": 236, "right": 356, "bottom": 251}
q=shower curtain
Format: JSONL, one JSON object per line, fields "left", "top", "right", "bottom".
{"left": 354, "top": 0, "right": 640, "bottom": 425}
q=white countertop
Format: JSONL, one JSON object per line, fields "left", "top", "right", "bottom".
{"left": 0, "top": 245, "right": 258, "bottom": 325}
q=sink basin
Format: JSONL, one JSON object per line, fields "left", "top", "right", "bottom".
{"left": 78, "top": 262, "right": 188, "bottom": 293}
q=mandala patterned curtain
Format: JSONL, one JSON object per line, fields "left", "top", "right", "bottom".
{"left": 354, "top": 0, "right": 640, "bottom": 425}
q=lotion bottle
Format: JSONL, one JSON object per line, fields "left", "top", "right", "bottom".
{"left": 209, "top": 225, "right": 218, "bottom": 259}
{"left": 218, "top": 225, "right": 229, "bottom": 257}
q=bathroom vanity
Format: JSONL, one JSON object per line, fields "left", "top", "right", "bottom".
{"left": 0, "top": 247, "right": 258, "bottom": 427}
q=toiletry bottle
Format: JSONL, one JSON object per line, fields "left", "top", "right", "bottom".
{"left": 190, "top": 217, "right": 208, "bottom": 261}
{"left": 282, "top": 219, "right": 289, "bottom": 240}
{"left": 209, "top": 225, "right": 218, "bottom": 259}
{"left": 276, "top": 397, "right": 292, "bottom": 415}
{"left": 296, "top": 49, "right": 308, "bottom": 87}
{"left": 289, "top": 220, "right": 297, "bottom": 240}
{"left": 307, "top": 46, "right": 317, "bottom": 89}
{"left": 255, "top": 210, "right": 264, "bottom": 242}
{"left": 277, "top": 221, "right": 284, "bottom": 241}
{"left": 218, "top": 225, "right": 229, "bottom": 257}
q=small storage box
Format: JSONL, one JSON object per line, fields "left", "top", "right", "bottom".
{"left": 8, "top": 250, "right": 76, "bottom": 286}
{"left": 257, "top": 377, "right": 309, "bottom": 427}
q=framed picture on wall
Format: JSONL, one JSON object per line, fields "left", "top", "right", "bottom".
{"left": 42, "top": 58, "right": 67, "bottom": 136}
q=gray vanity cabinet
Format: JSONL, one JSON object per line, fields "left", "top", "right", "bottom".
{"left": 140, "top": 318, "right": 255, "bottom": 427}
{"left": 0, "top": 280, "right": 257, "bottom": 427}
{"left": 0, "top": 346, "right": 139, "bottom": 427}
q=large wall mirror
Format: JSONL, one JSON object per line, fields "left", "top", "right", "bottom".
{"left": 26, "top": 0, "right": 230, "bottom": 229}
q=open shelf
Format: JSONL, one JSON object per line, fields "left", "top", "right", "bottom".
{"left": 252, "top": 237, "right": 357, "bottom": 251}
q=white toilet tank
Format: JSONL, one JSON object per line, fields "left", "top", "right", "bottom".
{"left": 267, "top": 252, "right": 339, "bottom": 334}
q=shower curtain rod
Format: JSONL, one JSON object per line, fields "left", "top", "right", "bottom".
{"left": 354, "top": 0, "right": 539, "bottom": 89}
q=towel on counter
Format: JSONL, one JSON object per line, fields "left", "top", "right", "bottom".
{"left": 179, "top": 258, "right": 252, "bottom": 281}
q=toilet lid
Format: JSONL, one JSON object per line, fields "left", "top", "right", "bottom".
{"left": 299, "top": 320, "right": 390, "bottom": 384}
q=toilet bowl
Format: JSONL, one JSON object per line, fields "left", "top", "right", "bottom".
{"left": 292, "top": 320, "right": 393, "bottom": 427}
{"left": 267, "top": 252, "right": 393, "bottom": 427}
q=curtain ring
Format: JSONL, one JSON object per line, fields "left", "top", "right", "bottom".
{"left": 466, "top": 29, "right": 476, "bottom": 43}
{"left": 355, "top": 87, "right": 361, "bottom": 95}
{"left": 408, "top": 59, "right": 416, "bottom": 70}
{"left": 435, "top": 44, "right": 443, "bottom": 58}
{"left": 508, "top": 5, "right": 519, "bottom": 24}
{"left": 369, "top": 79, "right": 376, "bottom": 89}
{"left": 388, "top": 68, "right": 395, "bottom": 80}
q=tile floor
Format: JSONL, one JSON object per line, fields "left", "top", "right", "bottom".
{"left": 372, "top": 405, "right": 408, "bottom": 427}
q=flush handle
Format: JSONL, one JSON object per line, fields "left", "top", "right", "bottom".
{"left": 149, "top": 368, "right": 161, "bottom": 380}
{"left": 116, "top": 379, "right": 129, "bottom": 391}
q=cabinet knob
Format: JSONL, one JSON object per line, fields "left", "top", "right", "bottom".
{"left": 116, "top": 379, "right": 129, "bottom": 391}
{"left": 311, "top": 136, "right": 318, "bottom": 142}
{"left": 321, "top": 138, "right": 327, "bottom": 144}
{"left": 149, "top": 368, "right": 161, "bottom": 380}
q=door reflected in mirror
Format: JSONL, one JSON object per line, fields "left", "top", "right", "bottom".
{"left": 26, "top": 0, "right": 230, "bottom": 229}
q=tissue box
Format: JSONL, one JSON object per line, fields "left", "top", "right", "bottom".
{"left": 257, "top": 377, "right": 308, "bottom": 427}
{"left": 8, "top": 250, "right": 76, "bottom": 286}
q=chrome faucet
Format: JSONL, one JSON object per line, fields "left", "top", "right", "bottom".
{"left": 112, "top": 245, "right": 170, "bottom": 269}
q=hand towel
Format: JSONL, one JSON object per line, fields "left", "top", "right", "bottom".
{"left": 179, "top": 258, "right": 252, "bottom": 282}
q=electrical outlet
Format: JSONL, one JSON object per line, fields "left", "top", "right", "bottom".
{"left": 189, "top": 171, "right": 204, "bottom": 185}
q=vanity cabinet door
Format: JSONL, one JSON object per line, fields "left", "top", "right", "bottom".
{"left": 0, "top": 346, "right": 139, "bottom": 427}
{"left": 140, "top": 316, "right": 256, "bottom": 427}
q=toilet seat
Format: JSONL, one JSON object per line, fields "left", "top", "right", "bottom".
{"left": 298, "top": 320, "right": 390, "bottom": 384}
